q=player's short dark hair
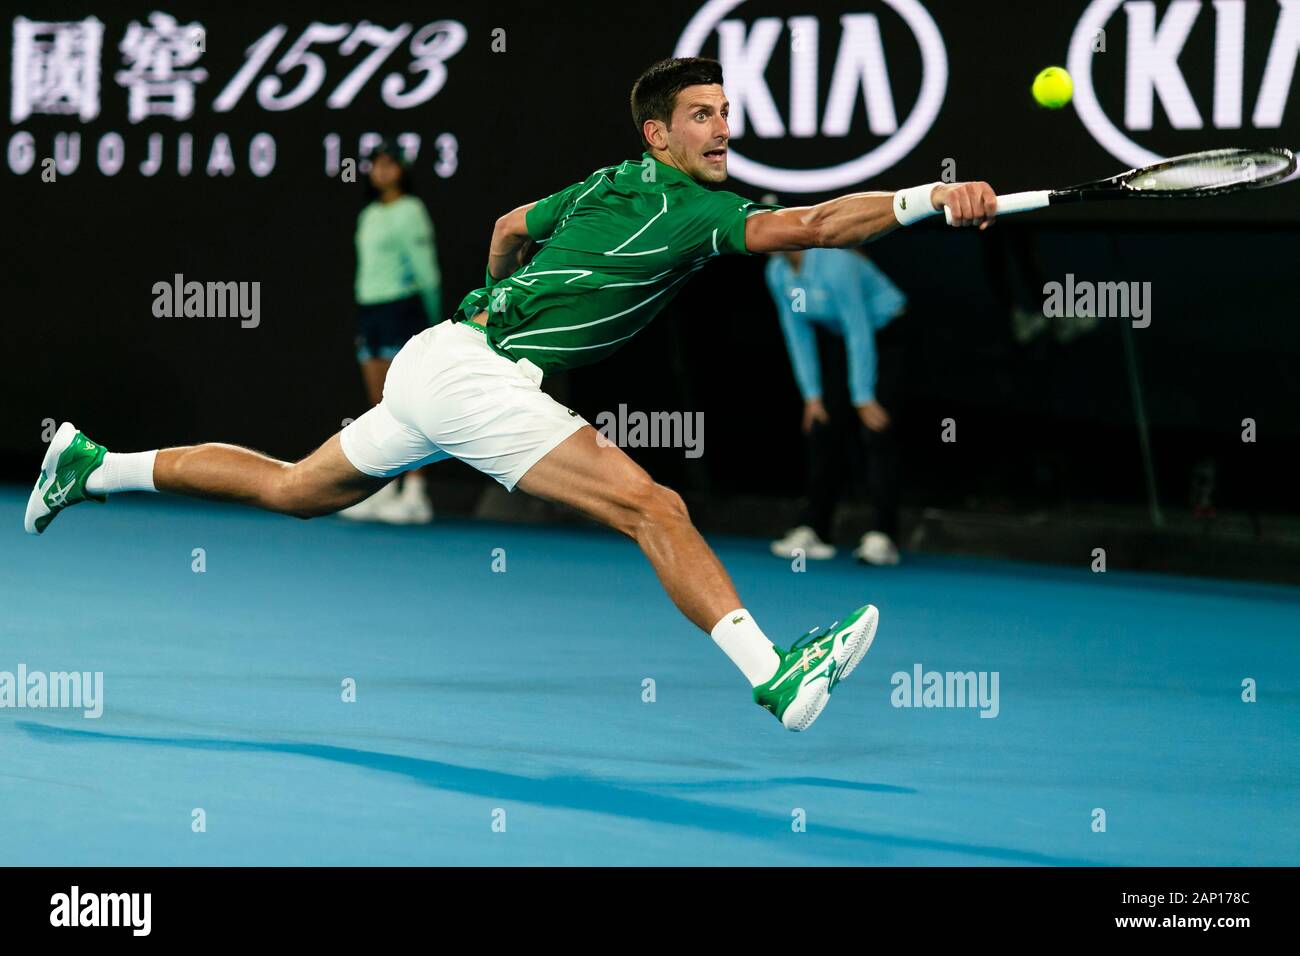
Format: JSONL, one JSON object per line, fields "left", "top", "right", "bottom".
{"left": 630, "top": 57, "right": 725, "bottom": 148}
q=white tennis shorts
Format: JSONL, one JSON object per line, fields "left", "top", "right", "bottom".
{"left": 340, "top": 319, "right": 588, "bottom": 491}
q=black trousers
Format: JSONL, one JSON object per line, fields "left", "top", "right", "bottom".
{"left": 800, "top": 320, "right": 905, "bottom": 542}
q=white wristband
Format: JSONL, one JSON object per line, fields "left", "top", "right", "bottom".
{"left": 892, "top": 182, "right": 942, "bottom": 226}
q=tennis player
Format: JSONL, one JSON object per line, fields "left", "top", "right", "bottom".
{"left": 26, "top": 58, "right": 997, "bottom": 732}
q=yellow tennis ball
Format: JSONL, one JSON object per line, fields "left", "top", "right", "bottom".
{"left": 1032, "top": 66, "right": 1073, "bottom": 109}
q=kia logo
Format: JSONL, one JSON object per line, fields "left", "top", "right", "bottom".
{"left": 675, "top": 0, "right": 948, "bottom": 192}
{"left": 1069, "top": 0, "right": 1300, "bottom": 168}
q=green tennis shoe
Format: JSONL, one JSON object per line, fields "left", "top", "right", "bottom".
{"left": 25, "top": 422, "right": 108, "bottom": 535}
{"left": 754, "top": 604, "right": 879, "bottom": 732}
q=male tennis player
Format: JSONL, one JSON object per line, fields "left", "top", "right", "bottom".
{"left": 26, "top": 58, "right": 997, "bottom": 732}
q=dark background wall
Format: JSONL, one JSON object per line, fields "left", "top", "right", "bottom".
{"left": 3, "top": 0, "right": 1298, "bottom": 515}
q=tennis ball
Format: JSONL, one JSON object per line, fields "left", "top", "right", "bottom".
{"left": 1032, "top": 66, "right": 1073, "bottom": 109}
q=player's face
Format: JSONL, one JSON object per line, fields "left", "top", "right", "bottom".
{"left": 667, "top": 85, "right": 730, "bottom": 183}
{"left": 369, "top": 154, "right": 401, "bottom": 192}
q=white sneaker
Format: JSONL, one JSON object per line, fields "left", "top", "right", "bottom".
{"left": 337, "top": 481, "right": 399, "bottom": 522}
{"left": 403, "top": 494, "right": 434, "bottom": 524}
{"left": 399, "top": 475, "right": 434, "bottom": 523}
{"left": 770, "top": 525, "right": 837, "bottom": 560}
{"left": 855, "top": 531, "right": 900, "bottom": 566}
{"left": 373, "top": 479, "right": 434, "bottom": 525}
{"left": 384, "top": 494, "right": 432, "bottom": 524}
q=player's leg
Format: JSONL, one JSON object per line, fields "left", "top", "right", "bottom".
{"left": 27, "top": 328, "right": 448, "bottom": 534}
{"left": 369, "top": 314, "right": 879, "bottom": 730}
{"left": 25, "top": 419, "right": 391, "bottom": 535}
{"left": 516, "top": 425, "right": 879, "bottom": 731}
{"left": 516, "top": 423, "right": 739, "bottom": 633}
{"left": 371, "top": 323, "right": 758, "bottom": 645}
{"left": 153, "top": 433, "right": 386, "bottom": 517}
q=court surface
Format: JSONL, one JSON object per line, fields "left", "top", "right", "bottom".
{"left": 2, "top": 485, "right": 1296, "bottom": 866}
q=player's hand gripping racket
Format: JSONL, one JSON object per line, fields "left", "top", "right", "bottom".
{"left": 943, "top": 147, "right": 1297, "bottom": 224}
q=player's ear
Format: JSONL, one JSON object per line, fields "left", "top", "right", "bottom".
{"left": 642, "top": 119, "right": 669, "bottom": 151}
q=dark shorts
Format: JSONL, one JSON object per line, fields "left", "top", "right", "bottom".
{"left": 355, "top": 295, "right": 429, "bottom": 362}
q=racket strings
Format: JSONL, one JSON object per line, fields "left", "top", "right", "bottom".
{"left": 1127, "top": 150, "right": 1294, "bottom": 192}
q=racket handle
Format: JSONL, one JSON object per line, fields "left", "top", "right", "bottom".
{"left": 942, "top": 190, "right": 1051, "bottom": 225}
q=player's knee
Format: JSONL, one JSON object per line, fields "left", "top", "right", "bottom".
{"left": 657, "top": 485, "right": 689, "bottom": 522}
{"left": 622, "top": 479, "right": 689, "bottom": 536}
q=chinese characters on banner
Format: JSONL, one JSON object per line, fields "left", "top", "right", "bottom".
{"left": 8, "top": 13, "right": 466, "bottom": 178}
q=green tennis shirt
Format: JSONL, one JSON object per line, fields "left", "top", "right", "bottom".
{"left": 455, "top": 153, "right": 780, "bottom": 373}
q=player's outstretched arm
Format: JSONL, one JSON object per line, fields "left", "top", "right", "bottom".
{"left": 488, "top": 202, "right": 537, "bottom": 280}
{"left": 744, "top": 182, "right": 998, "bottom": 253}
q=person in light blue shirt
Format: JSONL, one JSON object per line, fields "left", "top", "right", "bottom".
{"left": 765, "top": 246, "right": 908, "bottom": 565}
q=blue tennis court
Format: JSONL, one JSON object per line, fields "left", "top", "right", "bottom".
{"left": 2, "top": 485, "right": 1296, "bottom": 866}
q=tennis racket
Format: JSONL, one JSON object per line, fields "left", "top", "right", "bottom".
{"left": 943, "top": 147, "right": 1297, "bottom": 224}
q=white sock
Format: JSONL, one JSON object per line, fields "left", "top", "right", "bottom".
{"left": 85, "top": 450, "right": 158, "bottom": 494}
{"left": 710, "top": 609, "right": 780, "bottom": 687}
